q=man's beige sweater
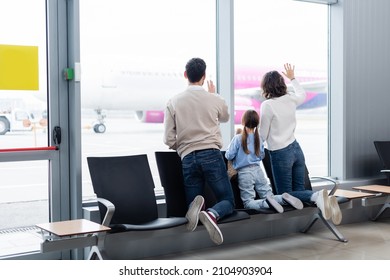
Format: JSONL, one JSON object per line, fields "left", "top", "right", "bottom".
{"left": 164, "top": 85, "right": 229, "bottom": 159}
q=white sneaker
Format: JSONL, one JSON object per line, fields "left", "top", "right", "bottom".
{"left": 185, "top": 195, "right": 204, "bottom": 231}
{"left": 266, "top": 194, "right": 284, "bottom": 213}
{"left": 199, "top": 211, "right": 223, "bottom": 245}
{"left": 329, "top": 195, "right": 342, "bottom": 225}
{"left": 316, "top": 189, "right": 332, "bottom": 220}
{"left": 282, "top": 193, "right": 304, "bottom": 210}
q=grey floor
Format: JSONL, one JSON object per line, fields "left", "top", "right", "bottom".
{"left": 1, "top": 219, "right": 390, "bottom": 259}
{"left": 144, "top": 219, "right": 390, "bottom": 260}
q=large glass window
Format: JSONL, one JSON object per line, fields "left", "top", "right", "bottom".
{"left": 234, "top": 0, "right": 329, "bottom": 176}
{"left": 80, "top": 0, "right": 216, "bottom": 199}
{"left": 0, "top": 1, "right": 48, "bottom": 146}
{"left": 0, "top": 0, "right": 50, "bottom": 257}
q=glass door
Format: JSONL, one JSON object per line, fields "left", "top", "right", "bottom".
{"left": 0, "top": 0, "right": 68, "bottom": 258}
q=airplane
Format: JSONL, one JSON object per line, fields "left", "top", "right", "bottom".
{"left": 77, "top": 59, "right": 327, "bottom": 133}
{"left": 33, "top": 58, "right": 328, "bottom": 133}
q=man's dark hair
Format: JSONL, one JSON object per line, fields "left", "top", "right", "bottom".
{"left": 185, "top": 58, "right": 206, "bottom": 83}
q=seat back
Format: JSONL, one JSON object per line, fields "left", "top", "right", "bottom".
{"left": 220, "top": 151, "right": 252, "bottom": 210}
{"left": 87, "top": 154, "right": 158, "bottom": 225}
{"left": 155, "top": 151, "right": 250, "bottom": 221}
{"left": 374, "top": 141, "right": 390, "bottom": 184}
{"left": 154, "top": 151, "right": 217, "bottom": 217}
{"left": 262, "top": 148, "right": 312, "bottom": 192}
{"left": 374, "top": 141, "right": 390, "bottom": 168}
{"left": 154, "top": 151, "right": 188, "bottom": 217}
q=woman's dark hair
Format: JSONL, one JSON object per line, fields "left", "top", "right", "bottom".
{"left": 261, "top": 71, "right": 287, "bottom": 99}
{"left": 241, "top": 110, "right": 260, "bottom": 156}
{"left": 185, "top": 58, "right": 206, "bottom": 83}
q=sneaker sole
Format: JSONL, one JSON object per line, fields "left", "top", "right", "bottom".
{"left": 266, "top": 196, "right": 284, "bottom": 213}
{"left": 329, "top": 196, "right": 342, "bottom": 225}
{"left": 282, "top": 193, "right": 304, "bottom": 210}
{"left": 317, "top": 190, "right": 332, "bottom": 220}
{"left": 185, "top": 195, "right": 204, "bottom": 231}
{"left": 199, "top": 211, "right": 223, "bottom": 245}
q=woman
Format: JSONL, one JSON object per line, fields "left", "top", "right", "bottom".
{"left": 259, "top": 63, "right": 341, "bottom": 225}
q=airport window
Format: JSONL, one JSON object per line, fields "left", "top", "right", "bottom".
{"left": 234, "top": 0, "right": 329, "bottom": 176}
{"left": 0, "top": 160, "right": 49, "bottom": 223}
{"left": 0, "top": 0, "right": 53, "bottom": 256}
{"left": 0, "top": 0, "right": 82, "bottom": 260}
{"left": 79, "top": 0, "right": 216, "bottom": 198}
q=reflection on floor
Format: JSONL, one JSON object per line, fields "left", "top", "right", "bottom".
{"left": 1, "top": 219, "right": 390, "bottom": 259}
{"left": 144, "top": 219, "right": 390, "bottom": 260}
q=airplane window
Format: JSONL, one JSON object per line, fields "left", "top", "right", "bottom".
{"left": 234, "top": 0, "right": 329, "bottom": 176}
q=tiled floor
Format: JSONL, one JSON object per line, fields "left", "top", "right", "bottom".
{"left": 145, "top": 218, "right": 390, "bottom": 260}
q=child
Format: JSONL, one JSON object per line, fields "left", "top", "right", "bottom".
{"left": 225, "top": 110, "right": 303, "bottom": 213}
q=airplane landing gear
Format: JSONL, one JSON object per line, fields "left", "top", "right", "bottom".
{"left": 93, "top": 109, "right": 107, "bottom": 133}
{"left": 93, "top": 123, "right": 106, "bottom": 133}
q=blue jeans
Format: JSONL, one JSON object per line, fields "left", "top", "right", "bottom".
{"left": 238, "top": 165, "right": 289, "bottom": 210}
{"left": 238, "top": 165, "right": 272, "bottom": 209}
{"left": 182, "top": 149, "right": 235, "bottom": 220}
{"left": 269, "top": 141, "right": 314, "bottom": 203}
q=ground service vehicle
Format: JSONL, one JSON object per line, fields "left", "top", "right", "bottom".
{"left": 0, "top": 108, "right": 33, "bottom": 135}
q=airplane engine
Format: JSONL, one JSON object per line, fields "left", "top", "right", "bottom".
{"left": 135, "top": 110, "right": 165, "bottom": 123}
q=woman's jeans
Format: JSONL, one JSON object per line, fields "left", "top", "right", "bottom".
{"left": 269, "top": 140, "right": 314, "bottom": 203}
{"left": 182, "top": 149, "right": 235, "bottom": 220}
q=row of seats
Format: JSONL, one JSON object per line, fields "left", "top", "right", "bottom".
{"left": 82, "top": 141, "right": 390, "bottom": 259}
{"left": 155, "top": 150, "right": 350, "bottom": 241}
{"left": 86, "top": 149, "right": 351, "bottom": 255}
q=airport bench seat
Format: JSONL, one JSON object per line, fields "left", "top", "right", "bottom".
{"left": 155, "top": 151, "right": 352, "bottom": 243}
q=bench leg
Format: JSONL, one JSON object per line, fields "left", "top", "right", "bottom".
{"left": 372, "top": 203, "right": 390, "bottom": 221}
{"left": 301, "top": 212, "right": 348, "bottom": 243}
{"left": 87, "top": 232, "right": 109, "bottom": 260}
{"left": 87, "top": 245, "right": 109, "bottom": 260}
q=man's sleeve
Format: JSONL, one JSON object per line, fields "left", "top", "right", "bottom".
{"left": 218, "top": 97, "right": 230, "bottom": 123}
{"left": 163, "top": 102, "right": 177, "bottom": 150}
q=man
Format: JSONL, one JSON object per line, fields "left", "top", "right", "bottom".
{"left": 163, "top": 57, "right": 234, "bottom": 245}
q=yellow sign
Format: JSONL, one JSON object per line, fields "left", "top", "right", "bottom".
{"left": 0, "top": 44, "right": 39, "bottom": 90}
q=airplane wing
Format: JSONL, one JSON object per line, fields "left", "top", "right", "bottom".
{"left": 235, "top": 80, "right": 328, "bottom": 99}
{"left": 289, "top": 80, "right": 328, "bottom": 93}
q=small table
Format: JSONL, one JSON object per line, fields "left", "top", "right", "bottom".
{"left": 36, "top": 219, "right": 110, "bottom": 260}
{"left": 334, "top": 189, "right": 377, "bottom": 199}
{"left": 352, "top": 184, "right": 390, "bottom": 220}
{"left": 353, "top": 184, "right": 390, "bottom": 194}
